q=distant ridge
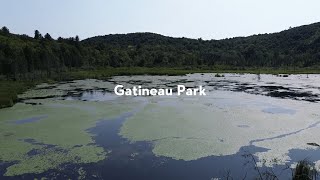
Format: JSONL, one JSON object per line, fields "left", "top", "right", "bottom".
{"left": 0, "top": 22, "right": 320, "bottom": 79}
{"left": 83, "top": 22, "right": 320, "bottom": 42}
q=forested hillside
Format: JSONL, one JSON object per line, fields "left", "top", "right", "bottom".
{"left": 1, "top": 22, "right": 320, "bottom": 80}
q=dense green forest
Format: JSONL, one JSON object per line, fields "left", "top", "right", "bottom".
{"left": 1, "top": 22, "right": 320, "bottom": 80}
{"left": 0, "top": 22, "right": 320, "bottom": 108}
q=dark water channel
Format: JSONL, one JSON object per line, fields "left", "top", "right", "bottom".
{"left": 2, "top": 74, "right": 320, "bottom": 179}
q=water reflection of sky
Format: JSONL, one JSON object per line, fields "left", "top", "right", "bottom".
{"left": 13, "top": 115, "right": 48, "bottom": 124}
{"left": 9, "top": 74, "right": 320, "bottom": 179}
{"left": 262, "top": 107, "right": 296, "bottom": 115}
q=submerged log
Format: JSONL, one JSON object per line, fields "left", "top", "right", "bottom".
{"left": 307, "top": 143, "right": 320, "bottom": 147}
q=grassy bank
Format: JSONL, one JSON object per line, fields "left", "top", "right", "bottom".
{"left": 65, "top": 67, "right": 199, "bottom": 80}
{"left": 0, "top": 68, "right": 209, "bottom": 108}
{"left": 65, "top": 67, "right": 320, "bottom": 80}
{"left": 1, "top": 67, "right": 320, "bottom": 108}
{"left": 0, "top": 81, "right": 36, "bottom": 108}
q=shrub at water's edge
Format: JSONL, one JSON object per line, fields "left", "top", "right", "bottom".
{"left": 1, "top": 66, "right": 320, "bottom": 109}
{"left": 293, "top": 160, "right": 317, "bottom": 180}
{"left": 0, "top": 81, "right": 35, "bottom": 108}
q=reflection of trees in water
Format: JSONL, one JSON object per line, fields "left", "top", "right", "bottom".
{"left": 221, "top": 152, "right": 318, "bottom": 180}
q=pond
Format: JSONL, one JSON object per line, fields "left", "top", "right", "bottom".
{"left": 1, "top": 73, "right": 320, "bottom": 179}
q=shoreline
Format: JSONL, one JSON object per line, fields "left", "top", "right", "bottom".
{"left": 1, "top": 67, "right": 320, "bottom": 109}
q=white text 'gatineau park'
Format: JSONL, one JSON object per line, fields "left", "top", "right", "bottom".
{"left": 1, "top": 1, "right": 320, "bottom": 179}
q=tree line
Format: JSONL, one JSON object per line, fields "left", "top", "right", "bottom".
{"left": 1, "top": 22, "right": 320, "bottom": 80}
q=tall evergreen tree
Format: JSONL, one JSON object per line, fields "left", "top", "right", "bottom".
{"left": 1, "top": 26, "right": 10, "bottom": 34}
{"left": 34, "top": 30, "right": 42, "bottom": 39}
{"left": 44, "top": 33, "right": 53, "bottom": 40}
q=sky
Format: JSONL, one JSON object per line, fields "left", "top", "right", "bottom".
{"left": 1, "top": 0, "right": 320, "bottom": 40}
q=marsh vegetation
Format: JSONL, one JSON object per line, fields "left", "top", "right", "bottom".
{"left": 1, "top": 74, "right": 320, "bottom": 179}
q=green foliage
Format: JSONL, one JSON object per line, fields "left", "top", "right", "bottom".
{"left": 1, "top": 26, "right": 10, "bottom": 34}
{"left": 0, "top": 22, "right": 320, "bottom": 82}
{"left": 65, "top": 67, "right": 208, "bottom": 80}
{"left": 0, "top": 81, "right": 35, "bottom": 108}
{"left": 0, "top": 23, "right": 320, "bottom": 108}
{"left": 34, "top": 30, "right": 42, "bottom": 40}
{"left": 44, "top": 33, "right": 53, "bottom": 41}
{"left": 293, "top": 160, "right": 317, "bottom": 180}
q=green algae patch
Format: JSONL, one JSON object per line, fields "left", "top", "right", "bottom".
{"left": 120, "top": 99, "right": 240, "bottom": 161}
{"left": 120, "top": 93, "right": 320, "bottom": 163}
{"left": 0, "top": 99, "right": 135, "bottom": 176}
{"left": 152, "top": 138, "right": 226, "bottom": 161}
{"left": 17, "top": 79, "right": 116, "bottom": 101}
{"left": 18, "top": 89, "right": 66, "bottom": 99}
{"left": 4, "top": 145, "right": 107, "bottom": 176}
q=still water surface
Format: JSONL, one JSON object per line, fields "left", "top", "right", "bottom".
{"left": 1, "top": 73, "right": 320, "bottom": 179}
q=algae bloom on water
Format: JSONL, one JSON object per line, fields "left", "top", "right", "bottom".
{"left": 2, "top": 75, "right": 320, "bottom": 179}
{"left": 0, "top": 97, "right": 135, "bottom": 176}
